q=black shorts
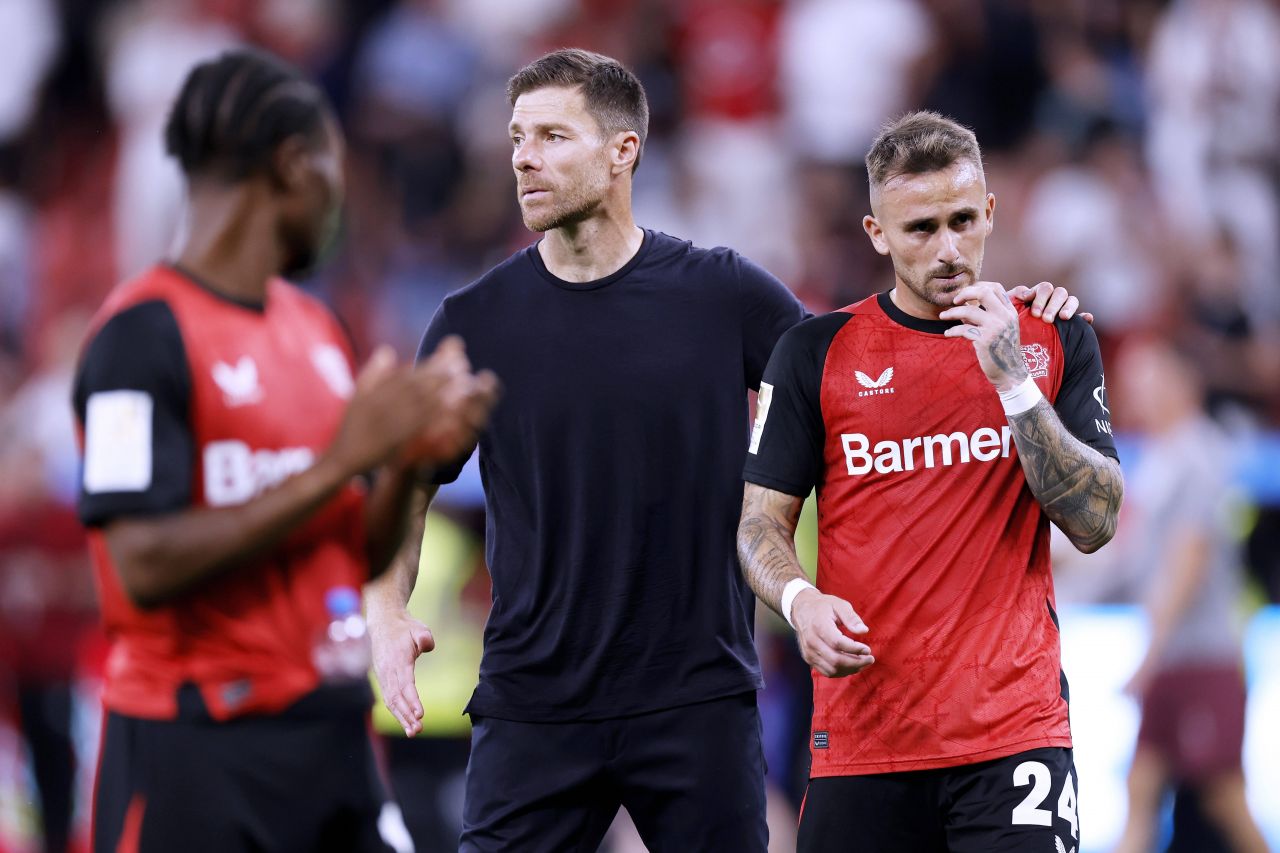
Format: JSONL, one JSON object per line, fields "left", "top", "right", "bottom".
{"left": 460, "top": 691, "right": 767, "bottom": 853}
{"left": 799, "top": 747, "right": 1080, "bottom": 853}
{"left": 93, "top": 693, "right": 392, "bottom": 853}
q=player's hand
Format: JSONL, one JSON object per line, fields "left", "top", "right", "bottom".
{"left": 399, "top": 338, "right": 500, "bottom": 467}
{"left": 370, "top": 608, "right": 435, "bottom": 736}
{"left": 1007, "top": 281, "right": 1094, "bottom": 325}
{"left": 939, "top": 281, "right": 1029, "bottom": 392}
{"left": 327, "top": 339, "right": 498, "bottom": 475}
{"left": 327, "top": 344, "right": 449, "bottom": 474}
{"left": 790, "top": 588, "right": 875, "bottom": 678}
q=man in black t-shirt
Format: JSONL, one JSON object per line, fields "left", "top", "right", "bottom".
{"left": 365, "top": 51, "right": 1086, "bottom": 852}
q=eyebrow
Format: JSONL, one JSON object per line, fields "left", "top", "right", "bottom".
{"left": 508, "top": 120, "right": 571, "bottom": 135}
{"left": 902, "top": 206, "right": 980, "bottom": 230}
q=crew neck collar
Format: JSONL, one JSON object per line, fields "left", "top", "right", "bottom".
{"left": 165, "top": 263, "right": 267, "bottom": 313}
{"left": 877, "top": 290, "right": 959, "bottom": 335}
{"left": 527, "top": 228, "right": 653, "bottom": 292}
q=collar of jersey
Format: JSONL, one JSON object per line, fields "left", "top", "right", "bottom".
{"left": 527, "top": 228, "right": 653, "bottom": 291}
{"left": 877, "top": 290, "right": 960, "bottom": 335}
{"left": 164, "top": 263, "right": 268, "bottom": 313}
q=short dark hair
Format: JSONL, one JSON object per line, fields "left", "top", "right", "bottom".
{"left": 164, "top": 49, "right": 330, "bottom": 181}
{"left": 865, "top": 111, "right": 983, "bottom": 190}
{"left": 507, "top": 48, "right": 649, "bottom": 172}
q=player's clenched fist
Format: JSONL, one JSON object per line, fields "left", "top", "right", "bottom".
{"left": 790, "top": 588, "right": 875, "bottom": 678}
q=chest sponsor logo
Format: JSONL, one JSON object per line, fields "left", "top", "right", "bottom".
{"left": 841, "top": 426, "right": 1013, "bottom": 476}
{"left": 203, "top": 440, "right": 315, "bottom": 506}
{"left": 311, "top": 344, "right": 355, "bottom": 399}
{"left": 1021, "top": 343, "right": 1050, "bottom": 379}
{"left": 211, "top": 356, "right": 263, "bottom": 407}
{"left": 855, "top": 366, "right": 894, "bottom": 397}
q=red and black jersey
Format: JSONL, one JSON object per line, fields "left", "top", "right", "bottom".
{"left": 73, "top": 265, "right": 368, "bottom": 722}
{"left": 744, "top": 291, "right": 1116, "bottom": 776}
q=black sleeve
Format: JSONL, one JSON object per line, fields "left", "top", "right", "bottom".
{"left": 74, "top": 300, "right": 195, "bottom": 526}
{"left": 414, "top": 299, "right": 474, "bottom": 485}
{"left": 1053, "top": 315, "right": 1118, "bottom": 461}
{"left": 736, "top": 252, "right": 810, "bottom": 391}
{"left": 742, "top": 313, "right": 849, "bottom": 497}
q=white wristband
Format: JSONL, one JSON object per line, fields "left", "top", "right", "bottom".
{"left": 781, "top": 577, "right": 817, "bottom": 629}
{"left": 998, "top": 376, "right": 1044, "bottom": 417}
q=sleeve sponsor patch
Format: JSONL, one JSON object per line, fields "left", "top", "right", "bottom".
{"left": 84, "top": 390, "right": 153, "bottom": 493}
{"left": 748, "top": 382, "right": 774, "bottom": 455}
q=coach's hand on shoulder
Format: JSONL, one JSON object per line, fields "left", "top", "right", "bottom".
{"left": 372, "top": 608, "right": 435, "bottom": 737}
{"left": 1007, "top": 281, "right": 1093, "bottom": 325}
{"left": 791, "top": 589, "right": 875, "bottom": 678}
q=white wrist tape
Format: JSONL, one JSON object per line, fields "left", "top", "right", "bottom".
{"left": 998, "top": 376, "right": 1044, "bottom": 417}
{"left": 781, "top": 577, "right": 817, "bottom": 629}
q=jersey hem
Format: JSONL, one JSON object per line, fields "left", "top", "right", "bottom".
{"left": 465, "top": 674, "right": 763, "bottom": 723}
{"left": 810, "top": 735, "right": 1074, "bottom": 777}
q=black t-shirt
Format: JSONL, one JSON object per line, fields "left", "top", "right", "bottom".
{"left": 418, "top": 229, "right": 807, "bottom": 721}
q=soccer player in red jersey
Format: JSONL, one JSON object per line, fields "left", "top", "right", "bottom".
{"left": 74, "top": 50, "right": 497, "bottom": 852}
{"left": 738, "top": 111, "right": 1124, "bottom": 853}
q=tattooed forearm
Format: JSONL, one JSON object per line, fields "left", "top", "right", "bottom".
{"left": 988, "top": 292, "right": 1031, "bottom": 386}
{"left": 1007, "top": 400, "right": 1123, "bottom": 553}
{"left": 737, "top": 483, "right": 809, "bottom": 615}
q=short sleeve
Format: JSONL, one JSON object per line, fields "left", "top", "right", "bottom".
{"left": 74, "top": 300, "right": 195, "bottom": 526}
{"left": 743, "top": 313, "right": 849, "bottom": 497}
{"left": 414, "top": 299, "right": 475, "bottom": 485}
{"left": 1053, "top": 316, "right": 1118, "bottom": 461}
{"left": 737, "top": 252, "right": 809, "bottom": 391}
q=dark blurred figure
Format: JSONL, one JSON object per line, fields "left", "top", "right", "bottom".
{"left": 1110, "top": 337, "right": 1268, "bottom": 853}
{"left": 919, "top": 0, "right": 1048, "bottom": 151}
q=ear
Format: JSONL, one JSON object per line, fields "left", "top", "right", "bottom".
{"left": 610, "top": 131, "right": 640, "bottom": 176}
{"left": 269, "top": 134, "right": 313, "bottom": 193}
{"left": 984, "top": 192, "right": 996, "bottom": 236}
{"left": 863, "top": 214, "right": 890, "bottom": 256}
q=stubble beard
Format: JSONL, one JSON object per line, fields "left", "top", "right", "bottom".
{"left": 521, "top": 191, "right": 604, "bottom": 233}
{"left": 894, "top": 257, "right": 981, "bottom": 310}
{"left": 519, "top": 152, "right": 611, "bottom": 233}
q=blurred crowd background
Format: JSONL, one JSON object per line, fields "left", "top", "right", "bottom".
{"left": 1, "top": 0, "right": 1278, "bottom": 851}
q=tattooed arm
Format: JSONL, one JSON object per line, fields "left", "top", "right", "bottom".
{"left": 1006, "top": 401, "right": 1123, "bottom": 552}
{"left": 736, "top": 483, "right": 808, "bottom": 614}
{"left": 940, "top": 282, "right": 1123, "bottom": 554}
{"left": 737, "top": 483, "right": 875, "bottom": 677}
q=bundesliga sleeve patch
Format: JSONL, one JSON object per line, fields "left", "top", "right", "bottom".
{"left": 84, "top": 390, "right": 154, "bottom": 493}
{"left": 748, "top": 382, "right": 774, "bottom": 455}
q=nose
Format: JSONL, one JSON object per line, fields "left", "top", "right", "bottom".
{"left": 513, "top": 139, "right": 539, "bottom": 172}
{"left": 936, "top": 229, "right": 961, "bottom": 265}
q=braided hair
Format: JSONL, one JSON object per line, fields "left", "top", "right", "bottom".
{"left": 164, "top": 49, "right": 329, "bottom": 182}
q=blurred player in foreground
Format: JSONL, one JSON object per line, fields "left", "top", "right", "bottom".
{"left": 739, "top": 111, "right": 1123, "bottom": 853}
{"left": 1110, "top": 338, "right": 1268, "bottom": 853}
{"left": 366, "top": 51, "right": 1085, "bottom": 851}
{"left": 74, "top": 49, "right": 496, "bottom": 852}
